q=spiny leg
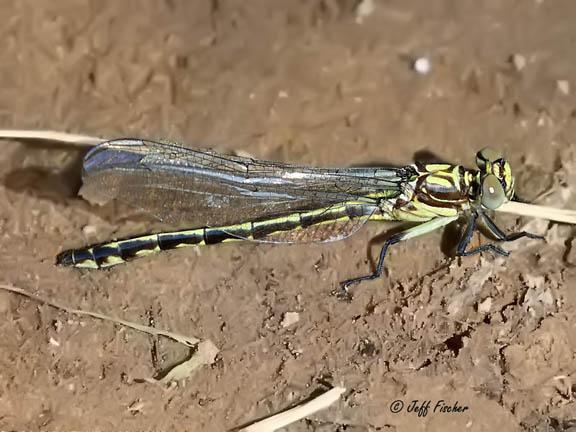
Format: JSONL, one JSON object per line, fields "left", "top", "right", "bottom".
{"left": 480, "top": 212, "right": 545, "bottom": 243}
{"left": 337, "top": 215, "right": 458, "bottom": 300}
{"left": 335, "top": 234, "right": 401, "bottom": 300}
{"left": 457, "top": 211, "right": 545, "bottom": 257}
{"left": 457, "top": 212, "right": 509, "bottom": 257}
{"left": 458, "top": 213, "right": 544, "bottom": 256}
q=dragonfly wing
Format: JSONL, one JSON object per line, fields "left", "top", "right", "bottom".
{"left": 242, "top": 204, "right": 379, "bottom": 244}
{"left": 81, "top": 166, "right": 322, "bottom": 227}
{"left": 80, "top": 139, "right": 406, "bottom": 227}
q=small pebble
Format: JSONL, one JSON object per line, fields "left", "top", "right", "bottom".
{"left": 478, "top": 297, "right": 492, "bottom": 314}
{"left": 557, "top": 79, "right": 570, "bottom": 95}
{"left": 510, "top": 53, "right": 527, "bottom": 71}
{"left": 82, "top": 225, "right": 98, "bottom": 236}
{"left": 281, "top": 311, "right": 300, "bottom": 328}
{"left": 413, "top": 57, "right": 431, "bottom": 75}
{"left": 355, "top": 0, "right": 375, "bottom": 24}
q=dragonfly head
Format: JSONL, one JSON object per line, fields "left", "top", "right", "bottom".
{"left": 475, "top": 147, "right": 515, "bottom": 210}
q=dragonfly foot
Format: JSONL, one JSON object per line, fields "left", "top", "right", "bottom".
{"left": 332, "top": 283, "right": 353, "bottom": 302}
{"left": 457, "top": 243, "right": 510, "bottom": 258}
{"left": 527, "top": 233, "right": 546, "bottom": 241}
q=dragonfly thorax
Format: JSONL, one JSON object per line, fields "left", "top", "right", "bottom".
{"left": 378, "top": 163, "right": 474, "bottom": 222}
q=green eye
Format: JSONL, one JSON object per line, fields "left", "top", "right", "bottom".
{"left": 476, "top": 147, "right": 503, "bottom": 168}
{"left": 481, "top": 174, "right": 506, "bottom": 209}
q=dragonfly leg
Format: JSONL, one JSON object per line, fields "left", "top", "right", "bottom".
{"left": 457, "top": 211, "right": 546, "bottom": 257}
{"left": 335, "top": 234, "right": 402, "bottom": 300}
{"left": 457, "top": 212, "right": 509, "bottom": 257}
{"left": 337, "top": 215, "right": 458, "bottom": 300}
{"left": 480, "top": 212, "right": 545, "bottom": 243}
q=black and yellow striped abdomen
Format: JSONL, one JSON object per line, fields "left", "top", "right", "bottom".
{"left": 57, "top": 202, "right": 381, "bottom": 269}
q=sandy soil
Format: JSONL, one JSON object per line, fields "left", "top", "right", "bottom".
{"left": 1, "top": 1, "right": 575, "bottom": 431}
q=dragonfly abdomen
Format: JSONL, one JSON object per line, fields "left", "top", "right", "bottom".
{"left": 57, "top": 202, "right": 379, "bottom": 269}
{"left": 56, "top": 227, "right": 247, "bottom": 269}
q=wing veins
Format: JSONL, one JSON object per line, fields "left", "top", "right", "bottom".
{"left": 80, "top": 139, "right": 404, "bottom": 226}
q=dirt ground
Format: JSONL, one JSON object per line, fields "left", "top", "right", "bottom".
{"left": 1, "top": 1, "right": 576, "bottom": 431}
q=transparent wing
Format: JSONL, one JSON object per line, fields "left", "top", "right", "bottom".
{"left": 250, "top": 204, "right": 379, "bottom": 244}
{"left": 79, "top": 139, "right": 408, "bottom": 227}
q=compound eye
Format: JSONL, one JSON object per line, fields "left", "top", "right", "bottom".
{"left": 481, "top": 174, "right": 506, "bottom": 209}
{"left": 476, "top": 147, "right": 503, "bottom": 168}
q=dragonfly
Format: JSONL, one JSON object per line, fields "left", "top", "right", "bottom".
{"left": 57, "top": 139, "right": 543, "bottom": 298}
